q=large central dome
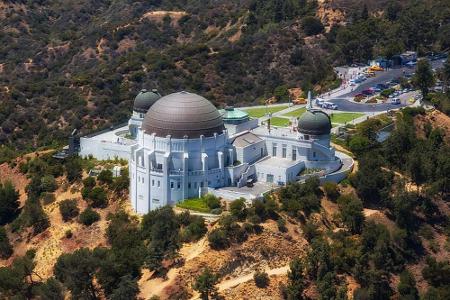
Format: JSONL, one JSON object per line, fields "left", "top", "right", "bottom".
{"left": 142, "top": 91, "right": 225, "bottom": 138}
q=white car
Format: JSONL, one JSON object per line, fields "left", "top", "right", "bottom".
{"left": 323, "top": 102, "right": 338, "bottom": 110}
{"left": 390, "top": 98, "right": 400, "bottom": 104}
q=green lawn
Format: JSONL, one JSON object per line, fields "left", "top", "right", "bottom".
{"left": 282, "top": 107, "right": 306, "bottom": 117}
{"left": 330, "top": 113, "right": 365, "bottom": 124}
{"left": 176, "top": 197, "right": 210, "bottom": 213}
{"left": 268, "top": 117, "right": 290, "bottom": 127}
{"left": 243, "top": 105, "right": 289, "bottom": 118}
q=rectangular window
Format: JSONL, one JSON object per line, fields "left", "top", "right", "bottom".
{"left": 292, "top": 149, "right": 297, "bottom": 161}
{"left": 194, "top": 182, "right": 198, "bottom": 189}
{"left": 177, "top": 182, "right": 181, "bottom": 189}
{"left": 201, "top": 182, "right": 204, "bottom": 188}
{"left": 282, "top": 145, "right": 287, "bottom": 158}
{"left": 304, "top": 135, "right": 309, "bottom": 140}
{"left": 188, "top": 182, "right": 191, "bottom": 189}
{"left": 313, "top": 152, "right": 316, "bottom": 158}
{"left": 157, "top": 181, "right": 160, "bottom": 187}
{"left": 170, "top": 182, "right": 174, "bottom": 189}
{"left": 152, "top": 179, "right": 155, "bottom": 186}
{"left": 272, "top": 143, "right": 277, "bottom": 156}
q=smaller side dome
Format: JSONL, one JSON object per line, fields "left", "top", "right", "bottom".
{"left": 298, "top": 110, "right": 332, "bottom": 135}
{"left": 133, "top": 89, "right": 161, "bottom": 113}
{"left": 219, "top": 106, "right": 249, "bottom": 124}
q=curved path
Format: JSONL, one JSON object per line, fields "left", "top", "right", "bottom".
{"left": 326, "top": 97, "right": 408, "bottom": 112}
{"left": 217, "top": 265, "right": 289, "bottom": 292}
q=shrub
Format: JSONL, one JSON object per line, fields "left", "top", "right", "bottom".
{"left": 41, "top": 192, "right": 56, "bottom": 205}
{"left": 79, "top": 207, "right": 100, "bottom": 226}
{"left": 322, "top": 182, "right": 340, "bottom": 201}
{"left": 181, "top": 216, "right": 207, "bottom": 242}
{"left": 0, "top": 181, "right": 20, "bottom": 225}
{"left": 82, "top": 177, "right": 96, "bottom": 189}
{"left": 210, "top": 208, "right": 222, "bottom": 215}
{"left": 0, "top": 226, "right": 12, "bottom": 258}
{"left": 97, "top": 169, "right": 113, "bottom": 185}
{"left": 59, "top": 199, "right": 79, "bottom": 222}
{"left": 337, "top": 194, "right": 365, "bottom": 234}
{"left": 208, "top": 228, "right": 229, "bottom": 250}
{"left": 277, "top": 218, "right": 287, "bottom": 232}
{"left": 40, "top": 175, "right": 58, "bottom": 192}
{"left": 88, "top": 187, "right": 108, "bottom": 208}
{"left": 229, "top": 198, "right": 247, "bottom": 220}
{"left": 301, "top": 16, "right": 324, "bottom": 36}
{"left": 205, "top": 194, "right": 221, "bottom": 209}
{"left": 65, "top": 230, "right": 73, "bottom": 239}
{"left": 65, "top": 157, "right": 82, "bottom": 182}
{"left": 254, "top": 271, "right": 270, "bottom": 288}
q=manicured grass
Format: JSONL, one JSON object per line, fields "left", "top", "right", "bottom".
{"left": 330, "top": 113, "right": 365, "bottom": 124}
{"left": 283, "top": 107, "right": 306, "bottom": 117}
{"left": 243, "top": 105, "right": 289, "bottom": 118}
{"left": 268, "top": 117, "right": 291, "bottom": 127}
{"left": 176, "top": 197, "right": 210, "bottom": 213}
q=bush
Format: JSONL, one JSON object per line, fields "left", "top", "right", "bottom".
{"left": 322, "top": 182, "right": 340, "bottom": 201}
{"left": 337, "top": 194, "right": 365, "bottom": 234}
{"left": 79, "top": 207, "right": 100, "bottom": 226}
{"left": 205, "top": 194, "right": 221, "bottom": 209}
{"left": 380, "top": 88, "right": 395, "bottom": 97}
{"left": 0, "top": 226, "right": 12, "bottom": 258}
{"left": 0, "top": 181, "right": 20, "bottom": 225}
{"left": 88, "top": 187, "right": 108, "bottom": 208}
{"left": 210, "top": 208, "right": 222, "bottom": 215}
{"left": 229, "top": 198, "right": 247, "bottom": 220}
{"left": 59, "top": 199, "right": 79, "bottom": 222}
{"left": 41, "top": 192, "right": 56, "bottom": 205}
{"left": 65, "top": 229, "right": 73, "bottom": 239}
{"left": 97, "top": 169, "right": 113, "bottom": 185}
{"left": 254, "top": 271, "right": 270, "bottom": 288}
{"left": 277, "top": 218, "right": 287, "bottom": 232}
{"left": 40, "top": 175, "right": 58, "bottom": 192}
{"left": 301, "top": 16, "right": 324, "bottom": 36}
{"left": 82, "top": 177, "right": 96, "bottom": 189}
{"left": 208, "top": 228, "right": 229, "bottom": 250}
{"left": 181, "top": 216, "right": 207, "bottom": 242}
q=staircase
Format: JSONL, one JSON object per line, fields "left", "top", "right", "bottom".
{"left": 236, "top": 164, "right": 255, "bottom": 187}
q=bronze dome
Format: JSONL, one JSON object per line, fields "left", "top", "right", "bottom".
{"left": 142, "top": 91, "right": 225, "bottom": 138}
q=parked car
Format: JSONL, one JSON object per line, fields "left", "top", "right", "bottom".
{"left": 361, "top": 89, "right": 374, "bottom": 95}
{"left": 376, "top": 83, "right": 388, "bottom": 90}
{"left": 390, "top": 98, "right": 401, "bottom": 104}
{"left": 322, "top": 102, "right": 338, "bottom": 110}
{"left": 371, "top": 87, "right": 381, "bottom": 92}
{"left": 315, "top": 98, "right": 324, "bottom": 106}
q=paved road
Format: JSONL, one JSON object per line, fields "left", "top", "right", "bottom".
{"left": 327, "top": 97, "right": 407, "bottom": 112}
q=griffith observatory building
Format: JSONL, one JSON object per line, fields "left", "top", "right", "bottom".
{"left": 79, "top": 89, "right": 353, "bottom": 214}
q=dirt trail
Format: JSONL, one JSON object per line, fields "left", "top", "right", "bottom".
{"left": 138, "top": 237, "right": 208, "bottom": 299}
{"left": 217, "top": 265, "right": 289, "bottom": 292}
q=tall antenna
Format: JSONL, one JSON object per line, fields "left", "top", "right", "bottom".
{"left": 307, "top": 90, "right": 313, "bottom": 110}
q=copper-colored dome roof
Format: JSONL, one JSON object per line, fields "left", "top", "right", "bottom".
{"left": 142, "top": 91, "right": 225, "bottom": 138}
